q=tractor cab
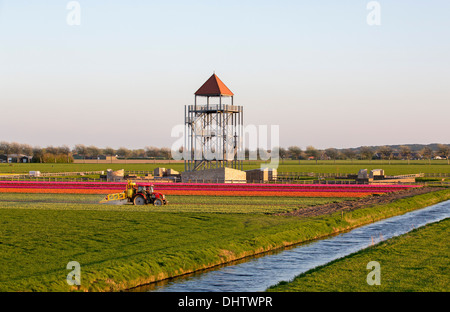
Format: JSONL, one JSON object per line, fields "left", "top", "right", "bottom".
{"left": 138, "top": 185, "right": 154, "bottom": 198}
{"left": 137, "top": 185, "right": 146, "bottom": 193}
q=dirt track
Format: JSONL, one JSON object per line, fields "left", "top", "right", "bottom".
{"left": 276, "top": 186, "right": 441, "bottom": 218}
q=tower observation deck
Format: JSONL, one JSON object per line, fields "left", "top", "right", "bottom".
{"left": 185, "top": 74, "right": 243, "bottom": 172}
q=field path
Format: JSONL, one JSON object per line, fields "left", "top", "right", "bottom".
{"left": 276, "top": 186, "right": 440, "bottom": 218}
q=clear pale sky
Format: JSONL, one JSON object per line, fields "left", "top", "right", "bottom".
{"left": 0, "top": 0, "right": 449, "bottom": 150}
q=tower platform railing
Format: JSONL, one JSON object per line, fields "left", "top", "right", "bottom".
{"left": 187, "top": 104, "right": 242, "bottom": 113}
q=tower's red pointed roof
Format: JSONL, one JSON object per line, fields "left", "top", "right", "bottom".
{"left": 195, "top": 74, "right": 234, "bottom": 96}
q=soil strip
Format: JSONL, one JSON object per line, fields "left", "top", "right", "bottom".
{"left": 275, "top": 186, "right": 441, "bottom": 218}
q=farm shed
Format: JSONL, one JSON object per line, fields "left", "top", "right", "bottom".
{"left": 181, "top": 167, "right": 246, "bottom": 183}
{"left": 245, "top": 168, "right": 278, "bottom": 183}
{"left": 154, "top": 167, "right": 166, "bottom": 177}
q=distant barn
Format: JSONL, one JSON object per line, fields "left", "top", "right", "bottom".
{"left": 0, "top": 154, "right": 32, "bottom": 163}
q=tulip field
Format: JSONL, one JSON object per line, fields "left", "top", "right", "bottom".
{"left": 0, "top": 180, "right": 421, "bottom": 214}
{"left": 0, "top": 180, "right": 419, "bottom": 198}
{"left": 0, "top": 180, "right": 423, "bottom": 214}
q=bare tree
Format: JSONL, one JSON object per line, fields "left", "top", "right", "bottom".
{"left": 160, "top": 147, "right": 171, "bottom": 159}
{"left": 287, "top": 146, "right": 302, "bottom": 164}
{"left": 399, "top": 145, "right": 412, "bottom": 165}
{"left": 342, "top": 149, "right": 357, "bottom": 164}
{"left": 45, "top": 146, "right": 58, "bottom": 155}
{"left": 437, "top": 144, "right": 450, "bottom": 165}
{"left": 145, "top": 146, "right": 160, "bottom": 158}
{"left": 59, "top": 145, "right": 72, "bottom": 163}
{"left": 20, "top": 144, "right": 33, "bottom": 157}
{"left": 325, "top": 148, "right": 338, "bottom": 164}
{"left": 32, "top": 146, "right": 44, "bottom": 163}
{"left": 377, "top": 146, "right": 393, "bottom": 165}
{"left": 103, "top": 147, "right": 115, "bottom": 163}
{"left": 86, "top": 145, "right": 100, "bottom": 159}
{"left": 103, "top": 147, "right": 115, "bottom": 156}
{"left": 359, "top": 146, "right": 373, "bottom": 162}
{"left": 117, "top": 147, "right": 131, "bottom": 159}
{"left": 131, "top": 149, "right": 146, "bottom": 158}
{"left": 73, "top": 144, "right": 87, "bottom": 160}
{"left": 420, "top": 146, "right": 433, "bottom": 165}
{"left": 45, "top": 146, "right": 59, "bottom": 163}
{"left": 9, "top": 142, "right": 21, "bottom": 155}
{"left": 0, "top": 141, "right": 12, "bottom": 162}
{"left": 276, "top": 147, "right": 287, "bottom": 164}
{"left": 305, "top": 146, "right": 320, "bottom": 165}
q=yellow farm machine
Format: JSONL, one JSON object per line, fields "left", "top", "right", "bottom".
{"left": 100, "top": 181, "right": 168, "bottom": 206}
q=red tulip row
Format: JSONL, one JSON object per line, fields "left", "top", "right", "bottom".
{"left": 0, "top": 180, "right": 418, "bottom": 197}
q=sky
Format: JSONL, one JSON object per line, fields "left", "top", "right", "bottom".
{"left": 0, "top": 0, "right": 449, "bottom": 150}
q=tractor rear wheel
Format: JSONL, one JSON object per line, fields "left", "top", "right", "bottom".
{"left": 154, "top": 198, "right": 163, "bottom": 206}
{"left": 133, "top": 195, "right": 146, "bottom": 205}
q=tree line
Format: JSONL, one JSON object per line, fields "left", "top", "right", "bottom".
{"left": 0, "top": 142, "right": 172, "bottom": 163}
{"left": 72, "top": 144, "right": 172, "bottom": 160}
{"left": 275, "top": 144, "right": 450, "bottom": 165}
{"left": 1, "top": 141, "right": 449, "bottom": 164}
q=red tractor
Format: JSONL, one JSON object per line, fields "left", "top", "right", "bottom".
{"left": 101, "top": 181, "right": 168, "bottom": 206}
{"left": 132, "top": 183, "right": 167, "bottom": 206}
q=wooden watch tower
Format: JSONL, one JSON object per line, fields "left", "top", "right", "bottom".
{"left": 185, "top": 74, "right": 243, "bottom": 172}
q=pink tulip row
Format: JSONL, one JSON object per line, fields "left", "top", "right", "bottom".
{"left": 0, "top": 180, "right": 418, "bottom": 194}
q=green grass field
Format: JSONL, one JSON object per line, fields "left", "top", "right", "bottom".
{"left": 1, "top": 160, "right": 450, "bottom": 176}
{"left": 0, "top": 189, "right": 449, "bottom": 291}
{"left": 0, "top": 193, "right": 351, "bottom": 214}
{"left": 267, "top": 218, "right": 450, "bottom": 292}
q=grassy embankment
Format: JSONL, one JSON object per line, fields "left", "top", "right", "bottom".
{"left": 268, "top": 218, "right": 450, "bottom": 292}
{"left": 0, "top": 188, "right": 449, "bottom": 291}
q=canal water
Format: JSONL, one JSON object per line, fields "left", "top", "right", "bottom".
{"left": 136, "top": 200, "right": 450, "bottom": 292}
